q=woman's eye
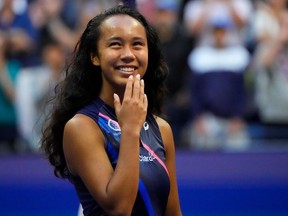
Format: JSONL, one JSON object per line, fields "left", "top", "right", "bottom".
{"left": 134, "top": 41, "right": 143, "bottom": 46}
{"left": 110, "top": 42, "right": 121, "bottom": 47}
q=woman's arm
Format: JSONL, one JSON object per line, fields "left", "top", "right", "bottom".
{"left": 156, "top": 117, "right": 182, "bottom": 216}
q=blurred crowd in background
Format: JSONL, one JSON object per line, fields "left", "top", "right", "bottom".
{"left": 1, "top": 0, "right": 288, "bottom": 154}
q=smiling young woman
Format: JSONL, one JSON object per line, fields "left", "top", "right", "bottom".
{"left": 41, "top": 5, "right": 182, "bottom": 216}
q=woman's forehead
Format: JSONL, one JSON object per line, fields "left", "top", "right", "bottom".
{"left": 99, "top": 14, "right": 146, "bottom": 39}
{"left": 102, "top": 14, "right": 142, "bottom": 28}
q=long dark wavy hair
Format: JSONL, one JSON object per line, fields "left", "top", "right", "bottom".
{"left": 41, "top": 5, "right": 169, "bottom": 179}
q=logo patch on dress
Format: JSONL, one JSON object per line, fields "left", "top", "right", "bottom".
{"left": 139, "top": 152, "right": 155, "bottom": 162}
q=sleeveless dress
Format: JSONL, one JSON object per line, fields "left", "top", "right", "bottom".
{"left": 69, "top": 97, "right": 170, "bottom": 216}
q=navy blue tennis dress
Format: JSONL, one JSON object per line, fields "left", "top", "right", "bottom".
{"left": 69, "top": 97, "right": 170, "bottom": 216}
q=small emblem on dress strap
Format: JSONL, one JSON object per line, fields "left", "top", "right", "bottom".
{"left": 143, "top": 121, "right": 149, "bottom": 130}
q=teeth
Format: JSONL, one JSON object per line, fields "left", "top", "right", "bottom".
{"left": 118, "top": 67, "right": 135, "bottom": 72}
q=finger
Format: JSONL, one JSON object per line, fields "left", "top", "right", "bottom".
{"left": 132, "top": 74, "right": 141, "bottom": 99}
{"left": 123, "top": 75, "right": 133, "bottom": 99}
{"left": 143, "top": 94, "right": 148, "bottom": 110}
{"left": 113, "top": 93, "right": 121, "bottom": 116}
{"left": 139, "top": 78, "right": 145, "bottom": 101}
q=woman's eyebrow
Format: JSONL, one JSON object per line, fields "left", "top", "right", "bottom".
{"left": 107, "top": 36, "right": 146, "bottom": 41}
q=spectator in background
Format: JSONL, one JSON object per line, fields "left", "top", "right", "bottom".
{"left": 15, "top": 39, "right": 65, "bottom": 152}
{"left": 251, "top": 0, "right": 288, "bottom": 124}
{"left": 29, "top": 0, "right": 117, "bottom": 53}
{"left": 186, "top": 18, "right": 251, "bottom": 150}
{"left": 28, "top": 0, "right": 74, "bottom": 54}
{"left": 0, "top": 30, "right": 21, "bottom": 153}
{"left": 152, "top": 0, "right": 195, "bottom": 147}
{"left": 0, "top": 0, "right": 39, "bottom": 67}
{"left": 136, "top": 0, "right": 157, "bottom": 23}
{"left": 183, "top": 0, "right": 253, "bottom": 46}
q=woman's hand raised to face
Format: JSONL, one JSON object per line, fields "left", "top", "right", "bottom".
{"left": 114, "top": 74, "right": 148, "bottom": 134}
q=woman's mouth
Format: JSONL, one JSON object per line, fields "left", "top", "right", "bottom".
{"left": 116, "top": 66, "right": 137, "bottom": 72}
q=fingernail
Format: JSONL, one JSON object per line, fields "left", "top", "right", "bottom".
{"left": 128, "top": 75, "right": 133, "bottom": 80}
{"left": 136, "top": 74, "right": 140, "bottom": 79}
{"left": 141, "top": 79, "right": 144, "bottom": 85}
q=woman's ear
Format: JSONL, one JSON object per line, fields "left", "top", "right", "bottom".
{"left": 90, "top": 53, "right": 100, "bottom": 66}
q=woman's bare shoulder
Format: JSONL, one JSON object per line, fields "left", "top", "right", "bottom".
{"left": 64, "top": 113, "right": 104, "bottom": 146}
{"left": 154, "top": 115, "right": 172, "bottom": 132}
{"left": 154, "top": 115, "right": 174, "bottom": 149}
{"left": 63, "top": 114, "right": 105, "bottom": 175}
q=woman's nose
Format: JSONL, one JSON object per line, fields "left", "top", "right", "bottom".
{"left": 121, "top": 46, "right": 135, "bottom": 61}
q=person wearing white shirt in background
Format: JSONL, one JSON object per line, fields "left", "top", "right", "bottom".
{"left": 187, "top": 18, "right": 251, "bottom": 151}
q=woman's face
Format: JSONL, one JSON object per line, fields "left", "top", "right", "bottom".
{"left": 91, "top": 14, "right": 148, "bottom": 90}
